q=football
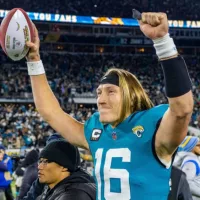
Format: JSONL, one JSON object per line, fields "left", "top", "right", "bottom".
{"left": 0, "top": 8, "right": 34, "bottom": 61}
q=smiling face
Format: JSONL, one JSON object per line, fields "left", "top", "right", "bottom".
{"left": 97, "top": 84, "right": 122, "bottom": 126}
{"left": 98, "top": 69, "right": 153, "bottom": 126}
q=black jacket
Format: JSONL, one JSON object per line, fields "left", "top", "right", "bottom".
{"left": 168, "top": 166, "right": 193, "bottom": 200}
{"left": 22, "top": 168, "right": 96, "bottom": 200}
{"left": 18, "top": 162, "right": 38, "bottom": 199}
{"left": 21, "top": 178, "right": 44, "bottom": 200}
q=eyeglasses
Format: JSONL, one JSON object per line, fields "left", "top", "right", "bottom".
{"left": 38, "top": 159, "right": 53, "bottom": 166}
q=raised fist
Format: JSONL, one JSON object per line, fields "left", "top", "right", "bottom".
{"left": 139, "top": 12, "right": 169, "bottom": 40}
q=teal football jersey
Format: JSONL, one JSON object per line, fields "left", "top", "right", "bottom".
{"left": 84, "top": 104, "right": 171, "bottom": 200}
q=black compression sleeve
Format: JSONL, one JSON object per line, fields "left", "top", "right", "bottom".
{"left": 160, "top": 56, "right": 192, "bottom": 98}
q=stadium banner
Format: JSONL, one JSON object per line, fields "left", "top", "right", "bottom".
{"left": 0, "top": 9, "right": 200, "bottom": 28}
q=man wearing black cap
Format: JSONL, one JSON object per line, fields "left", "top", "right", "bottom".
{"left": 36, "top": 140, "right": 96, "bottom": 200}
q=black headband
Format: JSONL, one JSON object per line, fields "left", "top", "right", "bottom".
{"left": 100, "top": 73, "right": 119, "bottom": 86}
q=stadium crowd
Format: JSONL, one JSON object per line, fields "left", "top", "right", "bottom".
{"left": 0, "top": 53, "right": 199, "bottom": 149}
{"left": 0, "top": 104, "right": 95, "bottom": 149}
{"left": 0, "top": 0, "right": 200, "bottom": 20}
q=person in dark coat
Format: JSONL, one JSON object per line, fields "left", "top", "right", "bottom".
{"left": 36, "top": 140, "right": 96, "bottom": 200}
{"left": 21, "top": 178, "right": 44, "bottom": 200}
{"left": 168, "top": 166, "right": 193, "bottom": 200}
{"left": 22, "top": 168, "right": 96, "bottom": 200}
{"left": 17, "top": 149, "right": 39, "bottom": 199}
{"left": 21, "top": 136, "right": 96, "bottom": 200}
{"left": 21, "top": 134, "right": 63, "bottom": 200}
{"left": 21, "top": 134, "right": 96, "bottom": 200}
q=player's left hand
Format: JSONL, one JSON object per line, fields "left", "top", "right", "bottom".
{"left": 139, "top": 12, "right": 169, "bottom": 40}
{"left": 26, "top": 24, "right": 40, "bottom": 62}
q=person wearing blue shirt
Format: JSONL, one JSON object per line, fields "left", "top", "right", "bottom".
{"left": 0, "top": 145, "right": 13, "bottom": 200}
{"left": 25, "top": 11, "right": 193, "bottom": 200}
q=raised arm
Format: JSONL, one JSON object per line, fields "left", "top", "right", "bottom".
{"left": 26, "top": 26, "right": 89, "bottom": 149}
{"left": 139, "top": 13, "right": 193, "bottom": 158}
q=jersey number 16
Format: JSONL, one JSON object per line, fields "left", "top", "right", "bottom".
{"left": 95, "top": 148, "right": 131, "bottom": 200}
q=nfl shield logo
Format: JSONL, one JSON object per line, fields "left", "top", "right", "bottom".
{"left": 112, "top": 132, "right": 117, "bottom": 140}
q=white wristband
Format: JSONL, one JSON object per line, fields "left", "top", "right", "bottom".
{"left": 153, "top": 33, "right": 178, "bottom": 59}
{"left": 27, "top": 60, "right": 45, "bottom": 76}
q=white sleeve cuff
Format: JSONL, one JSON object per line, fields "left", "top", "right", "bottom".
{"left": 27, "top": 60, "right": 45, "bottom": 76}
{"left": 153, "top": 33, "right": 178, "bottom": 59}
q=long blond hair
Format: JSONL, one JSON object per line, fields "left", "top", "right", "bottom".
{"left": 102, "top": 68, "right": 154, "bottom": 124}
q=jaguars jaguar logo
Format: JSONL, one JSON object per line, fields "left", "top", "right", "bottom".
{"left": 132, "top": 126, "right": 144, "bottom": 138}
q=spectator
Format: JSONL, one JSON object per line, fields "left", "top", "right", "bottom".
{"left": 181, "top": 138, "right": 200, "bottom": 200}
{"left": 20, "top": 133, "right": 63, "bottom": 200}
{"left": 17, "top": 149, "right": 39, "bottom": 199}
{"left": 21, "top": 136, "right": 96, "bottom": 200}
{"left": 36, "top": 140, "right": 96, "bottom": 200}
{"left": 0, "top": 144, "right": 13, "bottom": 200}
{"left": 168, "top": 166, "right": 193, "bottom": 200}
{"left": 174, "top": 136, "right": 200, "bottom": 200}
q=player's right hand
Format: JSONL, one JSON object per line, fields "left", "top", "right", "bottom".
{"left": 26, "top": 24, "right": 40, "bottom": 62}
